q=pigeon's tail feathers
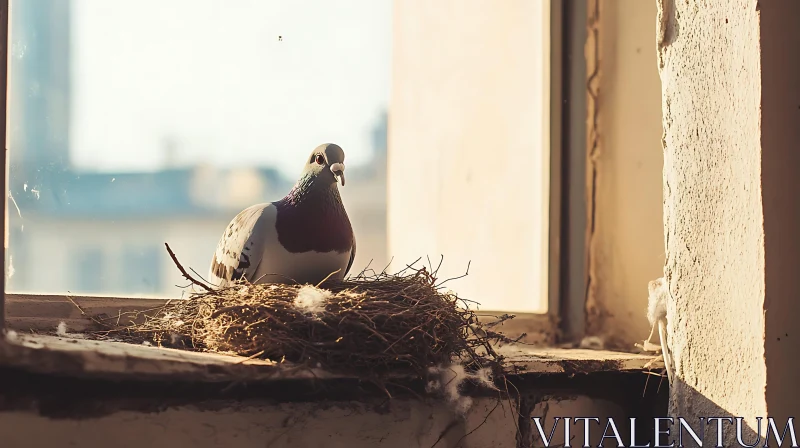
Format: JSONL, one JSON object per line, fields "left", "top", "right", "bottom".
{"left": 209, "top": 203, "right": 271, "bottom": 287}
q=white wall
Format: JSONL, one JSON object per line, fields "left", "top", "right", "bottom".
{"left": 388, "top": 0, "right": 551, "bottom": 313}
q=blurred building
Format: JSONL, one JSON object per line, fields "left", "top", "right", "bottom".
{"left": 6, "top": 1, "right": 388, "bottom": 298}
{"left": 8, "top": 0, "right": 72, "bottom": 187}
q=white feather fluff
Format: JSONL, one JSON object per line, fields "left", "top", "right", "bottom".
{"left": 293, "top": 285, "right": 332, "bottom": 314}
{"left": 426, "top": 364, "right": 498, "bottom": 416}
{"left": 646, "top": 277, "right": 669, "bottom": 326}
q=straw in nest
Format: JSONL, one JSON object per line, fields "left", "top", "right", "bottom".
{"left": 100, "top": 245, "right": 523, "bottom": 379}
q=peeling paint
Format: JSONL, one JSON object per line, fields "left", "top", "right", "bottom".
{"left": 584, "top": 0, "right": 605, "bottom": 339}
{"left": 581, "top": 0, "right": 667, "bottom": 350}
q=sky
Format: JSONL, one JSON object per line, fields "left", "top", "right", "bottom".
{"left": 69, "top": 0, "right": 392, "bottom": 177}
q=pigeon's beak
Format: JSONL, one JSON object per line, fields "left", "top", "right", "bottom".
{"left": 330, "top": 163, "right": 345, "bottom": 186}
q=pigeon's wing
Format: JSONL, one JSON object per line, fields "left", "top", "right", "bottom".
{"left": 344, "top": 235, "right": 356, "bottom": 277}
{"left": 209, "top": 203, "right": 272, "bottom": 285}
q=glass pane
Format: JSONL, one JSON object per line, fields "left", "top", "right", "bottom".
{"left": 7, "top": 0, "right": 551, "bottom": 314}
{"left": 7, "top": 0, "right": 391, "bottom": 298}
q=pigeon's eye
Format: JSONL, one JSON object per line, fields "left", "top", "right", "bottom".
{"left": 314, "top": 154, "right": 325, "bottom": 165}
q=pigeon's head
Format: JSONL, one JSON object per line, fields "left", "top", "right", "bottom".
{"left": 303, "top": 143, "right": 347, "bottom": 187}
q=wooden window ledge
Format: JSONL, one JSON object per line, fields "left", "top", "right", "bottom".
{"left": 0, "top": 332, "right": 664, "bottom": 384}
{"left": 1, "top": 293, "right": 664, "bottom": 384}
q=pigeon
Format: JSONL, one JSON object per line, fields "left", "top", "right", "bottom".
{"left": 208, "top": 143, "right": 356, "bottom": 287}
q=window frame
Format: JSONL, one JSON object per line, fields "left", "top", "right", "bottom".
{"left": 0, "top": 0, "right": 589, "bottom": 346}
{"left": 555, "top": 0, "right": 590, "bottom": 343}
{"left": 1, "top": 0, "right": 8, "bottom": 335}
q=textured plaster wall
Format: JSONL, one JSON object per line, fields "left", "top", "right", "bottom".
{"left": 0, "top": 396, "right": 624, "bottom": 448}
{"left": 657, "top": 0, "right": 800, "bottom": 442}
{"left": 658, "top": 0, "right": 767, "bottom": 433}
{"left": 587, "top": 0, "right": 665, "bottom": 348}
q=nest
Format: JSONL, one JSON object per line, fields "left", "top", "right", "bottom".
{"left": 101, "top": 245, "right": 522, "bottom": 379}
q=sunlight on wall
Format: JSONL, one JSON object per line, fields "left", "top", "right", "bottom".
{"left": 388, "top": 0, "right": 551, "bottom": 313}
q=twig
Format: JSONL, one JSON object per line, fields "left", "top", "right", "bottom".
{"left": 315, "top": 268, "right": 342, "bottom": 288}
{"left": 189, "top": 267, "right": 214, "bottom": 286}
{"left": 251, "top": 272, "right": 299, "bottom": 285}
{"left": 502, "top": 377, "right": 523, "bottom": 438}
{"left": 433, "top": 255, "right": 444, "bottom": 277}
{"left": 66, "top": 296, "right": 86, "bottom": 316}
{"left": 164, "top": 242, "right": 213, "bottom": 292}
{"left": 64, "top": 294, "right": 111, "bottom": 329}
{"left": 380, "top": 256, "right": 394, "bottom": 275}
{"left": 395, "top": 257, "right": 422, "bottom": 276}
{"left": 430, "top": 419, "right": 461, "bottom": 448}
{"left": 234, "top": 350, "right": 265, "bottom": 364}
{"left": 452, "top": 398, "right": 502, "bottom": 447}
{"left": 435, "top": 261, "right": 471, "bottom": 288}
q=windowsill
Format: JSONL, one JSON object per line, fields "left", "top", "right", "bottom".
{"left": 0, "top": 332, "right": 663, "bottom": 383}
{"left": 0, "top": 295, "right": 667, "bottom": 425}
{"left": 2, "top": 293, "right": 664, "bottom": 383}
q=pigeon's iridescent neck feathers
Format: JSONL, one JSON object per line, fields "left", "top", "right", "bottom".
{"left": 273, "top": 172, "right": 354, "bottom": 254}
{"left": 282, "top": 171, "right": 338, "bottom": 205}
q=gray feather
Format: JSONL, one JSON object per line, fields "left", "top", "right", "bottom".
{"left": 209, "top": 203, "right": 272, "bottom": 285}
